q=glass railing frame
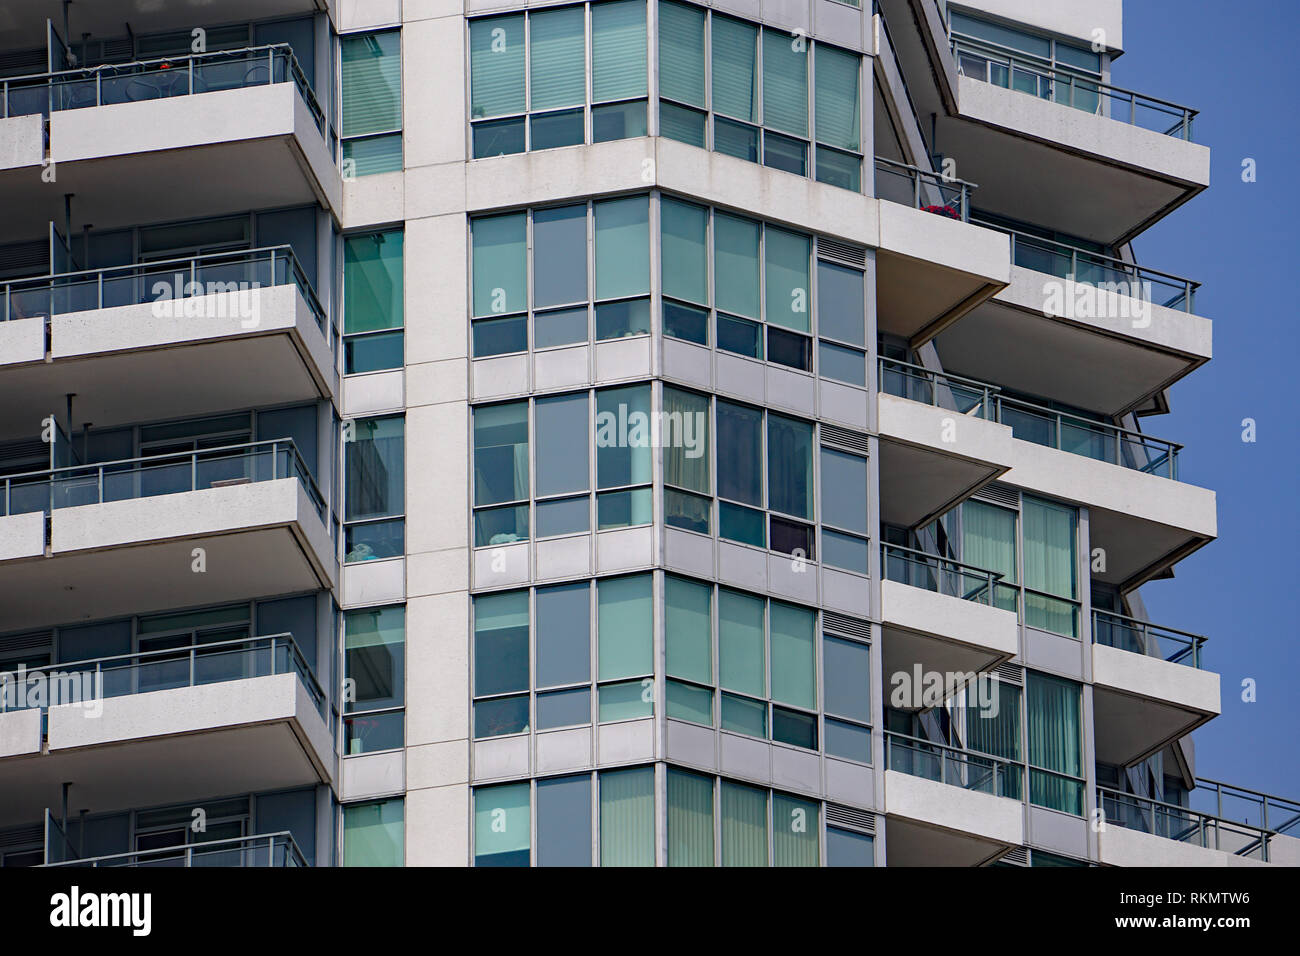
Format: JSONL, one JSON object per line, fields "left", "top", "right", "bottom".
{"left": 42, "top": 830, "right": 308, "bottom": 868}
{"left": 1098, "top": 785, "right": 1278, "bottom": 860}
{"left": 1092, "top": 609, "right": 1207, "bottom": 669}
{"left": 884, "top": 729, "right": 1024, "bottom": 799}
{"left": 878, "top": 356, "right": 999, "bottom": 419}
{"left": 874, "top": 155, "right": 977, "bottom": 222}
{"left": 881, "top": 542, "right": 1014, "bottom": 609}
{"left": 1193, "top": 777, "right": 1300, "bottom": 839}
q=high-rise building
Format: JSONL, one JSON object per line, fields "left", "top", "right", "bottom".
{"left": 0, "top": 0, "right": 1293, "bottom": 868}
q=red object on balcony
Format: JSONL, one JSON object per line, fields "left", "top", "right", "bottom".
{"left": 922, "top": 204, "right": 960, "bottom": 220}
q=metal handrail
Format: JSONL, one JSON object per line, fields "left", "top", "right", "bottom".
{"left": 1098, "top": 785, "right": 1276, "bottom": 860}
{"left": 885, "top": 730, "right": 1023, "bottom": 798}
{"left": 971, "top": 217, "right": 1200, "bottom": 312}
{"left": 881, "top": 542, "right": 1011, "bottom": 607}
{"left": 1193, "top": 778, "right": 1300, "bottom": 838}
{"left": 1092, "top": 609, "right": 1207, "bottom": 669}
{"left": 874, "top": 155, "right": 975, "bottom": 221}
{"left": 949, "top": 34, "right": 1197, "bottom": 140}
{"left": 42, "top": 831, "right": 308, "bottom": 868}
{"left": 0, "top": 245, "right": 328, "bottom": 336}
{"left": 874, "top": 11, "right": 930, "bottom": 158}
{"left": 878, "top": 356, "right": 1000, "bottom": 418}
{"left": 0, "top": 632, "right": 328, "bottom": 723}
{"left": 0, "top": 437, "right": 326, "bottom": 519}
{"left": 0, "top": 43, "right": 327, "bottom": 137}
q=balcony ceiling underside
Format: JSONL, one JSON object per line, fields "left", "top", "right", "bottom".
{"left": 934, "top": 115, "right": 1202, "bottom": 248}
{"left": 877, "top": 249, "right": 1002, "bottom": 348}
{"left": 882, "top": 625, "right": 1011, "bottom": 705}
{"left": 0, "top": 334, "right": 328, "bottom": 442}
{"left": 936, "top": 297, "right": 1202, "bottom": 418}
{"left": 0, "top": 1, "right": 328, "bottom": 50}
{"left": 1093, "top": 685, "right": 1213, "bottom": 767}
{"left": 1089, "top": 507, "right": 1210, "bottom": 594}
{"left": 0, "top": 526, "right": 323, "bottom": 632}
{"left": 0, "top": 721, "right": 324, "bottom": 829}
{"left": 885, "top": 816, "right": 1009, "bottom": 867}
{"left": 0, "top": 136, "right": 322, "bottom": 238}
{"left": 878, "top": 436, "right": 1002, "bottom": 529}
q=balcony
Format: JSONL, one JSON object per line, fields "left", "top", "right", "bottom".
{"left": 0, "top": 247, "right": 336, "bottom": 440}
{"left": 0, "top": 439, "right": 335, "bottom": 632}
{"left": 0, "top": 45, "right": 340, "bottom": 237}
{"left": 871, "top": 159, "right": 1010, "bottom": 347}
{"left": 876, "top": 360, "right": 1014, "bottom": 529}
{"left": 938, "top": 222, "right": 1210, "bottom": 419}
{"left": 883, "top": 731, "right": 1024, "bottom": 865}
{"left": 44, "top": 830, "right": 309, "bottom": 868}
{"left": 880, "top": 544, "right": 1019, "bottom": 690}
{"left": 1098, "top": 782, "right": 1300, "bottom": 866}
{"left": 879, "top": 359, "right": 1216, "bottom": 589}
{"left": 0, "top": 634, "right": 334, "bottom": 828}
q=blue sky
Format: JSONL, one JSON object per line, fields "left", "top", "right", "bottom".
{"left": 1114, "top": 0, "right": 1299, "bottom": 798}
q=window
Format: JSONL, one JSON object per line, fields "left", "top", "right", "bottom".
{"left": 597, "top": 574, "right": 654, "bottom": 719}
{"left": 343, "top": 230, "right": 403, "bottom": 373}
{"left": 595, "top": 384, "right": 652, "bottom": 527}
{"left": 667, "top": 774, "right": 823, "bottom": 866}
{"left": 819, "top": 447, "right": 869, "bottom": 574}
{"left": 474, "top": 782, "right": 530, "bottom": 866}
{"left": 600, "top": 766, "right": 655, "bottom": 865}
{"left": 1023, "top": 497, "right": 1079, "bottom": 636}
{"left": 536, "top": 392, "right": 590, "bottom": 536}
{"left": 665, "top": 576, "right": 713, "bottom": 725}
{"left": 826, "top": 826, "right": 873, "bottom": 866}
{"left": 537, "top": 774, "right": 593, "bottom": 866}
{"left": 341, "top": 31, "right": 402, "bottom": 175}
{"left": 536, "top": 582, "right": 592, "bottom": 727}
{"left": 343, "top": 605, "right": 405, "bottom": 754}
{"left": 473, "top": 590, "right": 530, "bottom": 738}
{"left": 470, "top": 2, "right": 648, "bottom": 157}
{"left": 823, "top": 634, "right": 871, "bottom": 762}
{"left": 663, "top": 386, "right": 711, "bottom": 534}
{"left": 473, "top": 402, "right": 529, "bottom": 546}
{"left": 961, "top": 498, "right": 1019, "bottom": 612}
{"left": 668, "top": 768, "right": 715, "bottom": 866}
{"left": 658, "top": 3, "right": 864, "bottom": 190}
{"left": 343, "top": 798, "right": 404, "bottom": 866}
{"left": 1027, "top": 672, "right": 1083, "bottom": 815}
{"left": 345, "top": 415, "right": 404, "bottom": 562}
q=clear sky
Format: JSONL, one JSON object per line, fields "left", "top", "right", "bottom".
{"left": 1114, "top": 0, "right": 1299, "bottom": 799}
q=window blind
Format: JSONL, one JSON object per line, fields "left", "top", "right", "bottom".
{"left": 341, "top": 31, "right": 401, "bottom": 137}
{"left": 762, "top": 30, "right": 807, "bottom": 137}
{"left": 711, "top": 15, "right": 757, "bottom": 121}
{"left": 530, "top": 6, "right": 585, "bottom": 111}
{"left": 815, "top": 45, "right": 860, "bottom": 151}
{"left": 658, "top": 0, "right": 705, "bottom": 108}
{"left": 592, "top": 0, "right": 647, "bottom": 102}
{"left": 470, "top": 16, "right": 525, "bottom": 118}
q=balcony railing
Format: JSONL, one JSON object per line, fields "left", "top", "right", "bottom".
{"left": 0, "top": 632, "right": 329, "bottom": 726}
{"left": 878, "top": 358, "right": 1183, "bottom": 480}
{"left": 1193, "top": 778, "right": 1300, "bottom": 840}
{"left": 43, "top": 831, "right": 308, "bottom": 867}
{"left": 886, "top": 731, "right": 1023, "bottom": 799}
{"left": 0, "top": 245, "right": 329, "bottom": 342}
{"left": 882, "top": 542, "right": 1017, "bottom": 610}
{"left": 972, "top": 218, "right": 1200, "bottom": 312}
{"left": 1098, "top": 786, "right": 1285, "bottom": 861}
{"left": 950, "top": 35, "right": 1197, "bottom": 141}
{"left": 1092, "top": 609, "right": 1207, "bottom": 669}
{"left": 874, "top": 156, "right": 975, "bottom": 222}
{"left": 0, "top": 438, "right": 326, "bottom": 520}
{"left": 0, "top": 44, "right": 326, "bottom": 139}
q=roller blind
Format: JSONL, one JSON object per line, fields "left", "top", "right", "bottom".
{"left": 762, "top": 30, "right": 807, "bottom": 137}
{"left": 815, "top": 45, "right": 860, "bottom": 151}
{"left": 530, "top": 6, "right": 585, "bottom": 111}
{"left": 341, "top": 31, "right": 401, "bottom": 137}
{"left": 711, "top": 15, "right": 757, "bottom": 121}
{"left": 592, "top": 0, "right": 647, "bottom": 102}
{"left": 658, "top": 0, "right": 705, "bottom": 107}
{"left": 600, "top": 767, "right": 654, "bottom": 865}
{"left": 721, "top": 782, "right": 767, "bottom": 866}
{"left": 668, "top": 769, "right": 714, "bottom": 866}
{"left": 470, "top": 15, "right": 525, "bottom": 118}
{"left": 772, "top": 793, "right": 818, "bottom": 866}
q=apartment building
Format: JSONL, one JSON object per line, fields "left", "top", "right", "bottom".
{"left": 0, "top": 0, "right": 1293, "bottom": 868}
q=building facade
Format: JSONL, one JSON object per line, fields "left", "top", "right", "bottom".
{"left": 0, "top": 0, "right": 1295, "bottom": 867}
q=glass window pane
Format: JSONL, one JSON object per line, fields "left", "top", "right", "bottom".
{"left": 820, "top": 447, "right": 867, "bottom": 534}
{"left": 592, "top": 100, "right": 648, "bottom": 141}
{"left": 659, "top": 1, "right": 705, "bottom": 107}
{"left": 473, "top": 116, "right": 526, "bottom": 158}
{"left": 473, "top": 590, "right": 529, "bottom": 697}
{"left": 762, "top": 29, "right": 807, "bottom": 137}
{"left": 533, "top": 204, "right": 588, "bottom": 308}
{"left": 816, "top": 260, "right": 865, "bottom": 345}
{"left": 767, "top": 326, "right": 811, "bottom": 371}
{"left": 711, "top": 15, "right": 758, "bottom": 122}
{"left": 716, "top": 312, "right": 762, "bottom": 358}
{"left": 470, "top": 15, "right": 525, "bottom": 118}
{"left": 595, "top": 196, "right": 650, "bottom": 299}
{"left": 667, "top": 679, "right": 714, "bottom": 725}
{"left": 346, "top": 330, "right": 404, "bottom": 373}
{"left": 770, "top": 601, "right": 815, "bottom": 709}
{"left": 663, "top": 300, "right": 709, "bottom": 345}
{"left": 530, "top": 108, "right": 584, "bottom": 149}
{"left": 346, "top": 416, "right": 404, "bottom": 521}
{"left": 717, "top": 400, "right": 762, "bottom": 506}
{"left": 537, "top": 495, "right": 590, "bottom": 537}
{"left": 665, "top": 575, "right": 712, "bottom": 683}
{"left": 818, "top": 341, "right": 865, "bottom": 387}
{"left": 720, "top": 781, "right": 768, "bottom": 866}
{"left": 661, "top": 198, "right": 708, "bottom": 305}
{"left": 665, "top": 487, "right": 710, "bottom": 534}
{"left": 719, "top": 502, "right": 766, "bottom": 548}
{"left": 344, "top": 231, "right": 403, "bottom": 334}
{"left": 663, "top": 387, "right": 710, "bottom": 495}
{"left": 535, "top": 306, "right": 589, "bottom": 347}
{"left": 473, "top": 316, "right": 527, "bottom": 357}
{"left": 596, "top": 384, "right": 652, "bottom": 488}
{"left": 536, "top": 581, "right": 591, "bottom": 687}
{"left": 599, "top": 678, "right": 654, "bottom": 720}
{"left": 474, "top": 504, "right": 529, "bottom": 548}
{"left": 346, "top": 519, "right": 405, "bottom": 562}
{"left": 535, "top": 392, "right": 590, "bottom": 497}
{"left": 474, "top": 783, "right": 529, "bottom": 866}
{"left": 827, "top": 826, "right": 873, "bottom": 866}
{"left": 475, "top": 695, "right": 529, "bottom": 737}
{"left": 345, "top": 709, "right": 405, "bottom": 754}
{"left": 822, "top": 529, "right": 868, "bottom": 575}
{"left": 597, "top": 574, "right": 653, "bottom": 680}
{"left": 764, "top": 226, "right": 811, "bottom": 332}
{"left": 1023, "top": 497, "right": 1077, "bottom": 599}
{"left": 342, "top": 31, "right": 402, "bottom": 137}
{"left": 762, "top": 130, "right": 807, "bottom": 176}
{"left": 714, "top": 116, "right": 759, "bottom": 162}
{"left": 962, "top": 499, "right": 1018, "bottom": 583}
{"left": 815, "top": 145, "right": 860, "bottom": 191}
{"left": 472, "top": 213, "right": 526, "bottom": 317}
{"left": 825, "top": 718, "right": 870, "bottom": 762}
{"left": 814, "top": 45, "right": 860, "bottom": 151}
{"left": 721, "top": 693, "right": 767, "bottom": 737}
{"left": 592, "top": 0, "right": 647, "bottom": 102}
{"left": 595, "top": 297, "right": 651, "bottom": 340}
{"left": 713, "top": 213, "right": 760, "bottom": 318}
{"left": 767, "top": 413, "right": 813, "bottom": 519}
{"left": 597, "top": 486, "right": 652, "bottom": 529}
{"left": 345, "top": 605, "right": 406, "bottom": 711}
{"left": 537, "top": 774, "right": 592, "bottom": 866}
{"left": 718, "top": 588, "right": 765, "bottom": 696}
{"left": 772, "top": 793, "right": 818, "bottom": 865}
{"left": 343, "top": 798, "right": 404, "bottom": 866}
{"left": 474, "top": 402, "right": 529, "bottom": 505}
{"left": 668, "top": 769, "right": 714, "bottom": 866}
{"left": 951, "top": 12, "right": 1050, "bottom": 58}
{"left": 772, "top": 705, "right": 817, "bottom": 748}
{"left": 537, "top": 686, "right": 592, "bottom": 728}
{"left": 529, "top": 7, "right": 585, "bottom": 110}
{"left": 823, "top": 634, "right": 869, "bottom": 722}
{"left": 600, "top": 767, "right": 654, "bottom": 865}
{"left": 660, "top": 101, "right": 706, "bottom": 146}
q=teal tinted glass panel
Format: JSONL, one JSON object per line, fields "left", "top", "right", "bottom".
{"left": 597, "top": 574, "right": 652, "bottom": 679}
{"left": 713, "top": 214, "right": 760, "bottom": 319}
{"left": 344, "top": 231, "right": 403, "bottom": 334}
{"left": 721, "top": 782, "right": 767, "bottom": 866}
{"left": 665, "top": 575, "right": 712, "bottom": 683}
{"left": 474, "top": 783, "right": 529, "bottom": 866}
{"left": 344, "top": 798, "right": 404, "bottom": 866}
{"left": 721, "top": 693, "right": 767, "bottom": 737}
{"left": 530, "top": 6, "right": 585, "bottom": 110}
{"left": 472, "top": 213, "right": 527, "bottom": 317}
{"left": 343, "top": 134, "right": 402, "bottom": 176}
{"left": 658, "top": 1, "right": 705, "bottom": 107}
{"left": 592, "top": 0, "right": 648, "bottom": 102}
{"left": 599, "top": 679, "right": 654, "bottom": 719}
{"left": 601, "top": 767, "right": 654, "bottom": 865}
{"left": 661, "top": 198, "right": 708, "bottom": 305}
{"left": 473, "top": 401, "right": 528, "bottom": 505}
{"left": 761, "top": 30, "right": 807, "bottom": 137}
{"left": 764, "top": 226, "right": 811, "bottom": 332}
{"left": 473, "top": 589, "right": 529, "bottom": 697}
{"left": 770, "top": 601, "right": 815, "bottom": 709}
{"left": 815, "top": 45, "right": 860, "bottom": 151}
{"left": 819, "top": 447, "right": 867, "bottom": 534}
{"left": 816, "top": 259, "right": 865, "bottom": 345}
{"left": 711, "top": 15, "right": 757, "bottom": 122}
{"left": 951, "top": 12, "right": 1050, "bottom": 58}
{"left": 342, "top": 31, "right": 401, "bottom": 137}
{"left": 718, "top": 588, "right": 764, "bottom": 696}
{"left": 668, "top": 769, "right": 714, "bottom": 866}
{"left": 470, "top": 15, "right": 526, "bottom": 118}
{"left": 594, "top": 196, "right": 650, "bottom": 299}
{"left": 823, "top": 634, "right": 869, "bottom": 723}
{"left": 667, "top": 679, "right": 714, "bottom": 725}
{"left": 772, "top": 793, "right": 818, "bottom": 866}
